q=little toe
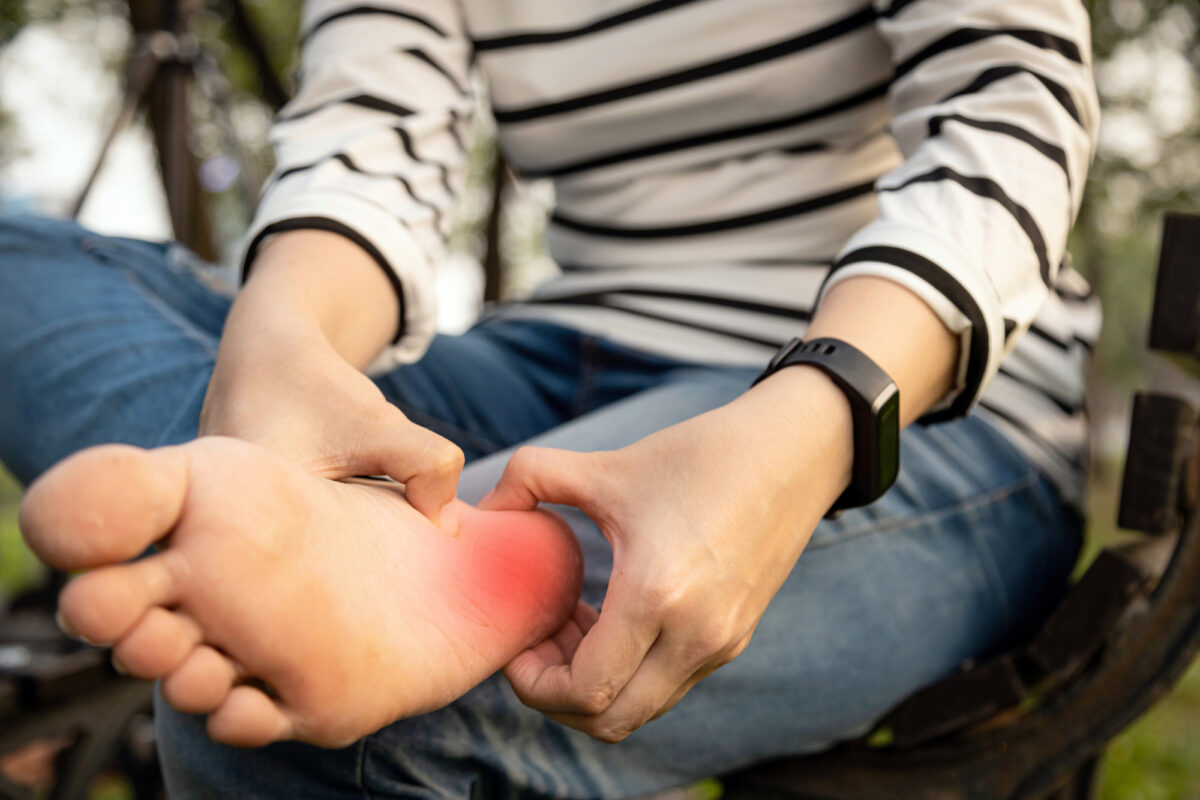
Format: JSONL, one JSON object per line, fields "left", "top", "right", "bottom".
{"left": 112, "top": 608, "right": 202, "bottom": 679}
{"left": 206, "top": 685, "right": 297, "bottom": 748}
{"left": 161, "top": 645, "right": 238, "bottom": 715}
{"left": 20, "top": 444, "right": 188, "bottom": 570}
{"left": 57, "top": 552, "right": 182, "bottom": 645}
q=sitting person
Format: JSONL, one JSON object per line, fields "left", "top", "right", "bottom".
{"left": 1, "top": 0, "right": 1100, "bottom": 796}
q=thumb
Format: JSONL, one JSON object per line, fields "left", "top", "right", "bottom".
{"left": 479, "top": 446, "right": 602, "bottom": 513}
{"left": 368, "top": 419, "right": 465, "bottom": 524}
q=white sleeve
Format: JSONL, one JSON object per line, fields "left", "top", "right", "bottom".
{"left": 819, "top": 0, "right": 1100, "bottom": 420}
{"left": 241, "top": 0, "right": 474, "bottom": 365}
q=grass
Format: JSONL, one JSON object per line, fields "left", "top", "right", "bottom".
{"left": 1, "top": 461, "right": 1199, "bottom": 797}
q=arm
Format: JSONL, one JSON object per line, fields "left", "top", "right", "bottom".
{"left": 200, "top": 0, "right": 475, "bottom": 522}
{"left": 481, "top": 0, "right": 1099, "bottom": 740}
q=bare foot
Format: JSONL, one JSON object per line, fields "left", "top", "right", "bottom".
{"left": 18, "top": 437, "right": 582, "bottom": 748}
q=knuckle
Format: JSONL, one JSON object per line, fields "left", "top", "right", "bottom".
{"left": 434, "top": 440, "right": 465, "bottom": 475}
{"left": 579, "top": 686, "right": 617, "bottom": 715}
{"left": 418, "top": 433, "right": 463, "bottom": 476}
{"left": 644, "top": 579, "right": 688, "bottom": 618}
{"left": 593, "top": 724, "right": 632, "bottom": 744}
{"left": 726, "top": 633, "right": 753, "bottom": 662}
{"left": 692, "top": 618, "right": 736, "bottom": 657}
{"left": 507, "top": 445, "right": 540, "bottom": 475}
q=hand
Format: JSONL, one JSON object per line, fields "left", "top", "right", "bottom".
{"left": 199, "top": 231, "right": 463, "bottom": 524}
{"left": 480, "top": 366, "right": 854, "bottom": 741}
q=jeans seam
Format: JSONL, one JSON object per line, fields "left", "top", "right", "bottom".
{"left": 807, "top": 470, "right": 1042, "bottom": 551}
{"left": 357, "top": 738, "right": 374, "bottom": 800}
{"left": 572, "top": 336, "right": 600, "bottom": 417}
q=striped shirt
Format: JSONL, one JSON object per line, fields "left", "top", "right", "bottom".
{"left": 242, "top": 0, "right": 1103, "bottom": 506}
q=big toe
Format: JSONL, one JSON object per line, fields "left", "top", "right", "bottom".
{"left": 20, "top": 444, "right": 188, "bottom": 570}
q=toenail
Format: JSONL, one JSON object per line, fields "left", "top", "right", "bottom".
{"left": 55, "top": 610, "right": 97, "bottom": 645}
{"left": 54, "top": 610, "right": 77, "bottom": 637}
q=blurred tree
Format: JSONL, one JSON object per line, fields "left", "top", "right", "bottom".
{"left": 1074, "top": 0, "right": 1200, "bottom": 457}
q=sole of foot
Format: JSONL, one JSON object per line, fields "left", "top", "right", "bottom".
{"left": 20, "top": 437, "right": 583, "bottom": 748}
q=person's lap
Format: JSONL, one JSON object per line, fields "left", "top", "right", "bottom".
{"left": 0, "top": 214, "right": 1083, "bottom": 799}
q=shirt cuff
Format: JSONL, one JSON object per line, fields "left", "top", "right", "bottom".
{"left": 240, "top": 191, "right": 439, "bottom": 367}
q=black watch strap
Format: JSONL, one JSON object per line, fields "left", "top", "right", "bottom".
{"left": 752, "top": 337, "right": 900, "bottom": 517}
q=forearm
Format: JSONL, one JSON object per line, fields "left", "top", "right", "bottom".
{"left": 230, "top": 230, "right": 401, "bottom": 370}
{"left": 198, "top": 230, "right": 402, "bottom": 441}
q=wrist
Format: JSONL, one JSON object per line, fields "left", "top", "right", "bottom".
{"left": 730, "top": 364, "right": 855, "bottom": 507}
{"left": 199, "top": 306, "right": 341, "bottom": 439}
{"left": 245, "top": 230, "right": 400, "bottom": 368}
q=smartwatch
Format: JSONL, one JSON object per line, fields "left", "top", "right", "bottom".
{"left": 752, "top": 337, "right": 900, "bottom": 517}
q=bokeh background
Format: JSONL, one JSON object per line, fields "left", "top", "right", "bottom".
{"left": 1, "top": 0, "right": 1199, "bottom": 797}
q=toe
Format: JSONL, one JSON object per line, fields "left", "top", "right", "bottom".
{"left": 57, "top": 552, "right": 182, "bottom": 645}
{"left": 161, "top": 645, "right": 239, "bottom": 714}
{"left": 112, "top": 608, "right": 202, "bottom": 679}
{"left": 206, "top": 686, "right": 296, "bottom": 748}
{"left": 20, "top": 444, "right": 188, "bottom": 570}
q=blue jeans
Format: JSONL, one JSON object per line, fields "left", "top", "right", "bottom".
{"left": 0, "top": 214, "right": 1083, "bottom": 799}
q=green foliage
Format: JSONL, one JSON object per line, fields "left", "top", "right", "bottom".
{"left": 0, "top": 464, "right": 41, "bottom": 602}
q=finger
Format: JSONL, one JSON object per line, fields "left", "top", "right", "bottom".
{"left": 650, "top": 665, "right": 716, "bottom": 722}
{"left": 505, "top": 578, "right": 658, "bottom": 716}
{"left": 571, "top": 625, "right": 716, "bottom": 742}
{"left": 651, "top": 631, "right": 753, "bottom": 721}
{"left": 373, "top": 421, "right": 464, "bottom": 523}
{"left": 478, "top": 447, "right": 605, "bottom": 513}
{"left": 504, "top": 602, "right": 598, "bottom": 688}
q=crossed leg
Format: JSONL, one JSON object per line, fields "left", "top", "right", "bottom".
{"left": 154, "top": 372, "right": 1083, "bottom": 799}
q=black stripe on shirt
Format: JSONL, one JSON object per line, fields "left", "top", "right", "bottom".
{"left": 492, "top": 6, "right": 876, "bottom": 123}
{"left": 277, "top": 94, "right": 414, "bottom": 124}
{"left": 879, "top": 0, "right": 920, "bottom": 19}
{"left": 399, "top": 47, "right": 468, "bottom": 95}
{"left": 825, "top": 245, "right": 991, "bottom": 421}
{"left": 274, "top": 153, "right": 444, "bottom": 230}
{"left": 558, "top": 258, "right": 833, "bottom": 271}
{"left": 446, "top": 108, "right": 469, "bottom": 152}
{"left": 928, "top": 114, "right": 1071, "bottom": 191}
{"left": 393, "top": 126, "right": 456, "bottom": 195}
{"left": 242, "top": 216, "right": 407, "bottom": 343}
{"left": 523, "top": 296, "right": 786, "bottom": 349}
{"left": 302, "top": 5, "right": 448, "bottom": 47}
{"left": 550, "top": 180, "right": 875, "bottom": 238}
{"left": 1026, "top": 323, "right": 1074, "bottom": 352}
{"left": 532, "top": 287, "right": 813, "bottom": 320}
{"left": 473, "top": 0, "right": 710, "bottom": 51}
{"left": 529, "top": 80, "right": 889, "bottom": 178}
{"left": 977, "top": 399, "right": 1085, "bottom": 469}
{"left": 880, "top": 165, "right": 1051, "bottom": 285}
{"left": 894, "top": 28, "right": 1082, "bottom": 82}
{"left": 941, "top": 65, "right": 1082, "bottom": 126}
{"left": 996, "top": 366, "right": 1078, "bottom": 415}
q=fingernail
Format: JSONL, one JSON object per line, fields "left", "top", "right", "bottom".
{"left": 55, "top": 609, "right": 76, "bottom": 637}
{"left": 111, "top": 656, "right": 128, "bottom": 676}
